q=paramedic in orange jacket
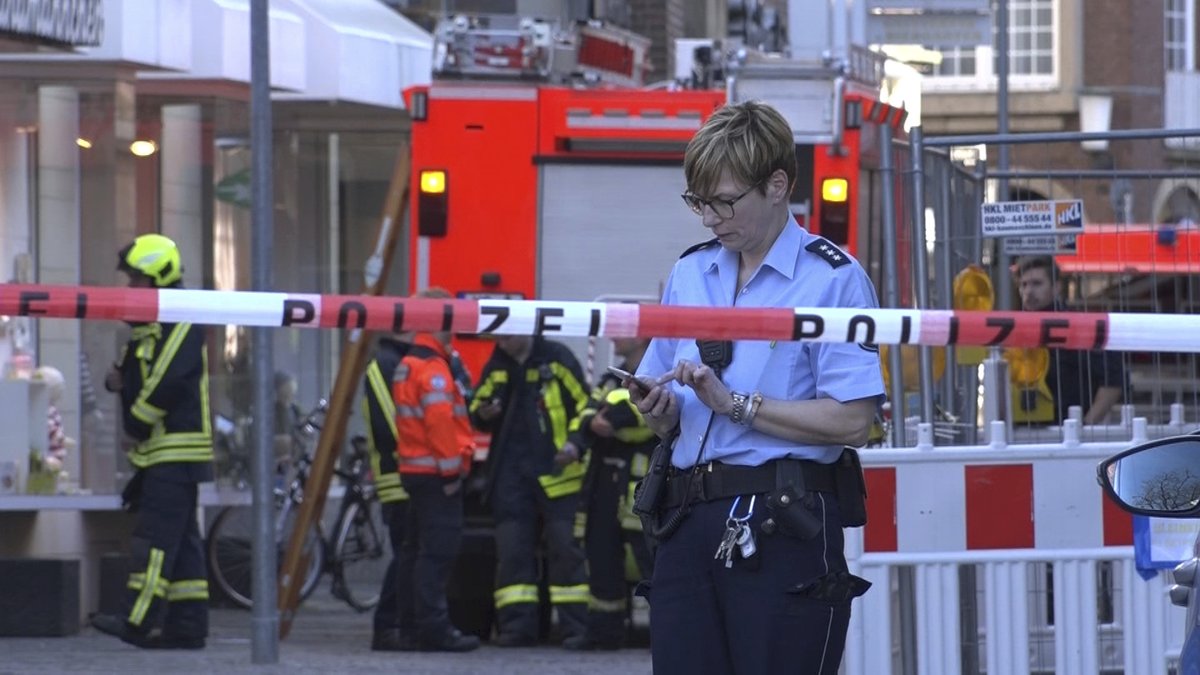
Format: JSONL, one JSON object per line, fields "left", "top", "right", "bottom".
{"left": 390, "top": 288, "right": 480, "bottom": 652}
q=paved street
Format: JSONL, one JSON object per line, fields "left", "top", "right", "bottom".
{"left": 0, "top": 597, "right": 652, "bottom": 675}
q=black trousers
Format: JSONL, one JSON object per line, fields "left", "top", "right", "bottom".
{"left": 648, "top": 492, "right": 852, "bottom": 675}
{"left": 491, "top": 471, "right": 588, "bottom": 641}
{"left": 120, "top": 466, "right": 207, "bottom": 639}
{"left": 396, "top": 474, "right": 464, "bottom": 641}
{"left": 581, "top": 458, "right": 652, "bottom": 643}
{"left": 372, "top": 499, "right": 411, "bottom": 633}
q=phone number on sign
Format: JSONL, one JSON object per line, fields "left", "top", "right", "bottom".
{"left": 983, "top": 214, "right": 1050, "bottom": 226}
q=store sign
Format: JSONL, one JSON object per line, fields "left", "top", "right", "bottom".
{"left": 0, "top": 0, "right": 105, "bottom": 47}
{"left": 981, "top": 199, "right": 1084, "bottom": 238}
{"left": 1003, "top": 234, "right": 1078, "bottom": 255}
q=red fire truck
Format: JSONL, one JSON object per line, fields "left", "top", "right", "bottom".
{"left": 403, "top": 16, "right": 912, "bottom": 376}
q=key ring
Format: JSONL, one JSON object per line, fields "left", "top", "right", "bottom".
{"left": 726, "top": 494, "right": 757, "bottom": 526}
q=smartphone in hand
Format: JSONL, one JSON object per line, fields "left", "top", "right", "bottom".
{"left": 606, "top": 366, "right": 654, "bottom": 394}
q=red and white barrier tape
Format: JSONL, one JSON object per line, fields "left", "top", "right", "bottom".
{"left": 3, "top": 284, "right": 1196, "bottom": 352}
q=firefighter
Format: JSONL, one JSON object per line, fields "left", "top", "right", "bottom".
{"left": 563, "top": 336, "right": 656, "bottom": 651}
{"left": 92, "top": 234, "right": 213, "bottom": 650}
{"left": 469, "top": 335, "right": 591, "bottom": 647}
{"left": 363, "top": 334, "right": 414, "bottom": 651}
{"left": 388, "top": 288, "right": 480, "bottom": 652}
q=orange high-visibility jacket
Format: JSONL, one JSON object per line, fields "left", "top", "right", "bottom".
{"left": 391, "top": 333, "right": 474, "bottom": 478}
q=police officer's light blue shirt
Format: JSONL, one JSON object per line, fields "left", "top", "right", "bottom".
{"left": 637, "top": 219, "right": 885, "bottom": 467}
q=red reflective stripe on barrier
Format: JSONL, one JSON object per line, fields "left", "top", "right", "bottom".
{"left": 407, "top": 298, "right": 477, "bottom": 334}
{"left": 951, "top": 311, "right": 1110, "bottom": 350}
{"left": 317, "top": 295, "right": 389, "bottom": 330}
{"left": 0, "top": 284, "right": 159, "bottom": 323}
{"left": 88, "top": 287, "right": 160, "bottom": 323}
{"left": 965, "top": 464, "right": 1034, "bottom": 550}
{"left": 636, "top": 305, "right": 796, "bottom": 341}
{"left": 1101, "top": 492, "right": 1134, "bottom": 547}
{"left": 864, "top": 467, "right": 897, "bottom": 553}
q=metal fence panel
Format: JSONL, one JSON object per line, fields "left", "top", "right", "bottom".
{"left": 874, "top": 126, "right": 1200, "bottom": 446}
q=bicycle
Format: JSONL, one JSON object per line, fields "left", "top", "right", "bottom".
{"left": 205, "top": 400, "right": 390, "bottom": 611}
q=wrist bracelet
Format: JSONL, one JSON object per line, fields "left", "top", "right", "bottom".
{"left": 729, "top": 391, "right": 750, "bottom": 425}
{"left": 744, "top": 391, "right": 764, "bottom": 426}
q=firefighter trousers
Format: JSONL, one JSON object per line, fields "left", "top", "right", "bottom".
{"left": 491, "top": 473, "right": 588, "bottom": 642}
{"left": 395, "top": 474, "right": 464, "bottom": 641}
{"left": 372, "top": 499, "right": 412, "bottom": 634}
{"left": 120, "top": 466, "right": 208, "bottom": 639}
{"left": 580, "top": 459, "right": 652, "bottom": 644}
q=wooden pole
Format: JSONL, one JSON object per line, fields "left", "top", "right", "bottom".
{"left": 277, "top": 141, "right": 411, "bottom": 638}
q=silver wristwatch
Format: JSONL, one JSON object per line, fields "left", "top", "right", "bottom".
{"left": 729, "top": 391, "right": 750, "bottom": 425}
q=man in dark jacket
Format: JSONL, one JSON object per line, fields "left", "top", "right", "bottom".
{"left": 1014, "top": 255, "right": 1127, "bottom": 425}
{"left": 363, "top": 334, "right": 415, "bottom": 651}
{"left": 469, "top": 335, "right": 591, "bottom": 646}
{"left": 92, "top": 234, "right": 213, "bottom": 650}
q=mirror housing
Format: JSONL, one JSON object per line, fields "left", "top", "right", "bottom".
{"left": 1098, "top": 434, "right": 1200, "bottom": 518}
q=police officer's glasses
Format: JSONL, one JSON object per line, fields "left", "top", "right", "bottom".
{"left": 681, "top": 182, "right": 761, "bottom": 219}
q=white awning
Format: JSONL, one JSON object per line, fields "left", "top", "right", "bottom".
{"left": 136, "top": 0, "right": 308, "bottom": 92}
{"left": 271, "top": 0, "right": 432, "bottom": 109}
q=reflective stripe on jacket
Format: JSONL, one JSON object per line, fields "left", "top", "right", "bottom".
{"left": 362, "top": 337, "right": 410, "bottom": 503}
{"left": 392, "top": 334, "right": 474, "bottom": 478}
{"left": 470, "top": 338, "right": 590, "bottom": 497}
{"left": 120, "top": 322, "right": 213, "bottom": 468}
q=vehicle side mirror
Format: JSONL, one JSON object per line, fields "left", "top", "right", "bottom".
{"left": 1098, "top": 435, "right": 1200, "bottom": 518}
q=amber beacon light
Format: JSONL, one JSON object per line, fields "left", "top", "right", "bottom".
{"left": 418, "top": 169, "right": 449, "bottom": 236}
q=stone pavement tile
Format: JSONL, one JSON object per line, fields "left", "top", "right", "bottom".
{"left": 0, "top": 599, "right": 652, "bottom": 675}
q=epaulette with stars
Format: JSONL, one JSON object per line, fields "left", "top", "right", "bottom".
{"left": 804, "top": 238, "right": 850, "bottom": 268}
{"left": 679, "top": 237, "right": 719, "bottom": 259}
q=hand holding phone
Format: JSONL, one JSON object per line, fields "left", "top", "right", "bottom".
{"left": 606, "top": 366, "right": 654, "bottom": 394}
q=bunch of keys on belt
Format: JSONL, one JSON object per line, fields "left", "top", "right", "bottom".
{"left": 714, "top": 495, "right": 757, "bottom": 568}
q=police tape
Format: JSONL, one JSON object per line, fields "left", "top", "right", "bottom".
{"left": 3, "top": 283, "right": 1196, "bottom": 352}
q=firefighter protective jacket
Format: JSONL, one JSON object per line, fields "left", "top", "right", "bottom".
{"left": 566, "top": 372, "right": 657, "bottom": 454}
{"left": 470, "top": 338, "right": 590, "bottom": 498}
{"left": 362, "top": 337, "right": 411, "bottom": 503}
{"left": 391, "top": 333, "right": 474, "bottom": 478}
{"left": 567, "top": 371, "right": 656, "bottom": 530}
{"left": 117, "top": 322, "right": 213, "bottom": 468}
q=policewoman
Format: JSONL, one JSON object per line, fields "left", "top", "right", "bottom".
{"left": 629, "top": 101, "right": 884, "bottom": 675}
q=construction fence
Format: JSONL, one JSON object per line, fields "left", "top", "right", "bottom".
{"left": 873, "top": 126, "right": 1200, "bottom": 448}
{"left": 848, "top": 124, "right": 1200, "bottom": 675}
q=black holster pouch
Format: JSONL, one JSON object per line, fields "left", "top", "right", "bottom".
{"left": 121, "top": 469, "right": 146, "bottom": 513}
{"left": 765, "top": 462, "right": 823, "bottom": 540}
{"left": 632, "top": 437, "right": 672, "bottom": 519}
{"left": 835, "top": 447, "right": 868, "bottom": 527}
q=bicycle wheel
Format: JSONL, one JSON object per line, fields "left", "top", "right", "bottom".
{"left": 331, "top": 498, "right": 388, "bottom": 611}
{"left": 206, "top": 504, "right": 325, "bottom": 609}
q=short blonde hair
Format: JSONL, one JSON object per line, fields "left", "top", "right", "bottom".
{"left": 684, "top": 100, "right": 797, "bottom": 198}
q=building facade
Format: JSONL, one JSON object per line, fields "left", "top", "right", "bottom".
{"left": 919, "top": 0, "right": 1199, "bottom": 228}
{"left": 0, "top": 0, "right": 431, "bottom": 615}
{"left": 0, "top": 0, "right": 430, "bottom": 498}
